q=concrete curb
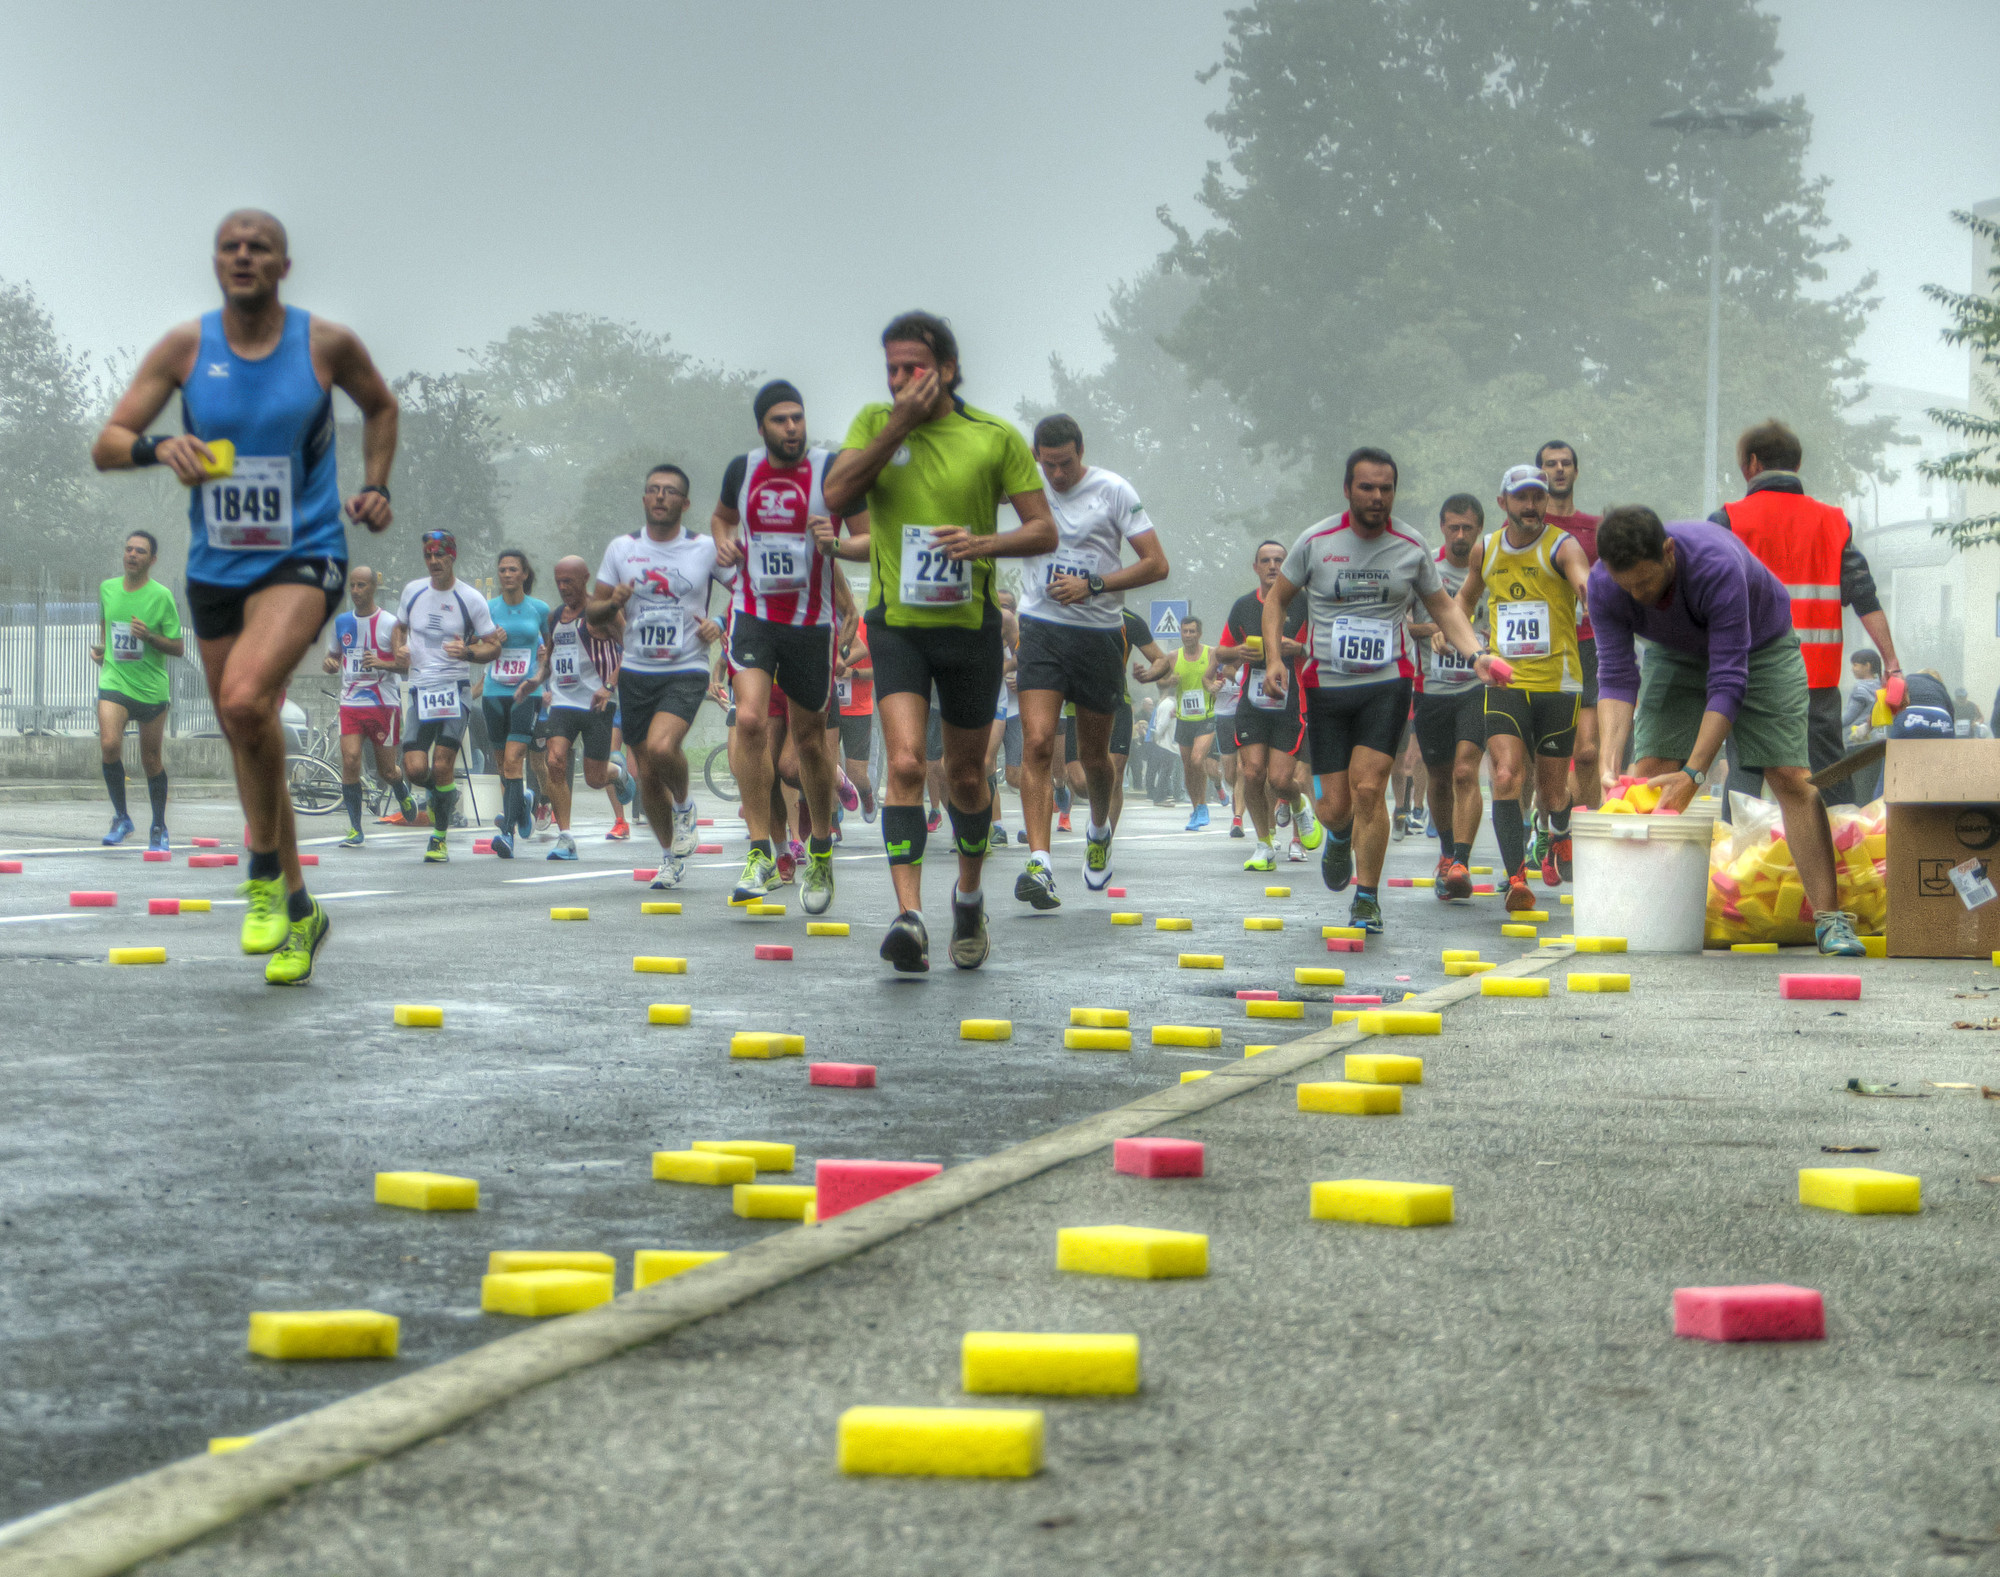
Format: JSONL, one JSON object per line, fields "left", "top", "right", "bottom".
{"left": 0, "top": 946, "right": 1567, "bottom": 1577}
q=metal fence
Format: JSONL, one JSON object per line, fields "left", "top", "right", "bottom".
{"left": 0, "top": 574, "right": 218, "bottom": 737}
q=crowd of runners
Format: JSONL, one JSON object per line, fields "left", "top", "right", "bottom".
{"left": 85, "top": 208, "right": 1881, "bottom": 983}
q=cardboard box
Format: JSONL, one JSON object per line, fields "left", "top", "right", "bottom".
{"left": 1884, "top": 740, "right": 2000, "bottom": 958}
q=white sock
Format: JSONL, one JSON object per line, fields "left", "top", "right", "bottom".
{"left": 676, "top": 796, "right": 694, "bottom": 812}
{"left": 1028, "top": 850, "right": 1051, "bottom": 871}
{"left": 1087, "top": 820, "right": 1110, "bottom": 841}
{"left": 955, "top": 883, "right": 981, "bottom": 905}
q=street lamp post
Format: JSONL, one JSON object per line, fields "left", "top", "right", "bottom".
{"left": 1651, "top": 105, "right": 1788, "bottom": 516}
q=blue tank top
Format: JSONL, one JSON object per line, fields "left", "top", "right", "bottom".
{"left": 180, "top": 306, "right": 343, "bottom": 587}
{"left": 488, "top": 594, "right": 550, "bottom": 698}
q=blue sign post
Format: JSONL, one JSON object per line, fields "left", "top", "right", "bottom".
{"left": 1150, "top": 599, "right": 1189, "bottom": 641}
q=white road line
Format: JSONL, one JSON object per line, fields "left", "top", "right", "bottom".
{"left": 0, "top": 912, "right": 88, "bottom": 925}
{"left": 501, "top": 869, "right": 654, "bottom": 886}
{"left": 316, "top": 890, "right": 399, "bottom": 901}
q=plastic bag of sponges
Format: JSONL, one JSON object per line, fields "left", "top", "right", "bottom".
{"left": 1704, "top": 793, "right": 1886, "bottom": 946}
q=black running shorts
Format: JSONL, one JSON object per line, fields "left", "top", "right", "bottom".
{"left": 1482, "top": 687, "right": 1580, "bottom": 758}
{"left": 1302, "top": 678, "right": 1411, "bottom": 775}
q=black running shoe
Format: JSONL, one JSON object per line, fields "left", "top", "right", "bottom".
{"left": 1321, "top": 834, "right": 1353, "bottom": 892}
{"left": 880, "top": 910, "right": 930, "bottom": 973}
{"left": 1014, "top": 862, "right": 1060, "bottom": 911}
{"left": 948, "top": 890, "right": 990, "bottom": 970}
{"left": 1348, "top": 891, "right": 1384, "bottom": 934}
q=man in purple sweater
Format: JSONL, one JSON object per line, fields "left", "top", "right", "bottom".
{"left": 1586, "top": 505, "right": 1864, "bottom": 957}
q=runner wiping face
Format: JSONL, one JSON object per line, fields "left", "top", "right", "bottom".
{"left": 1344, "top": 460, "right": 1397, "bottom": 533}
{"left": 883, "top": 339, "right": 956, "bottom": 423}
{"left": 759, "top": 401, "right": 808, "bottom": 466}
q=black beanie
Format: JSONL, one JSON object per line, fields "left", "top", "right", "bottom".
{"left": 754, "top": 379, "right": 804, "bottom": 427}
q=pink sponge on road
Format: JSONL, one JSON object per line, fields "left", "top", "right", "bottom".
{"left": 189, "top": 853, "right": 238, "bottom": 868}
{"left": 1235, "top": 989, "right": 1279, "bottom": 1001}
{"left": 70, "top": 891, "right": 116, "bottom": 907}
{"left": 1385, "top": 877, "right": 1413, "bottom": 887}
{"left": 696, "top": 843, "right": 724, "bottom": 854}
{"left": 1673, "top": 1284, "right": 1825, "bottom": 1342}
{"left": 1331, "top": 994, "right": 1383, "bottom": 1005}
{"left": 142, "top": 850, "right": 172, "bottom": 863}
{"left": 1779, "top": 974, "right": 1861, "bottom": 1001}
{"left": 297, "top": 854, "right": 318, "bottom": 866}
{"left": 1327, "top": 938, "right": 1363, "bottom": 953}
{"left": 1106, "top": 886, "right": 1127, "bottom": 898}
{"left": 755, "top": 944, "right": 793, "bottom": 961}
{"left": 809, "top": 1062, "right": 877, "bottom": 1088}
{"left": 815, "top": 1158, "right": 943, "bottom": 1219}
{"left": 190, "top": 837, "right": 220, "bottom": 848}
{"left": 1113, "top": 1137, "right": 1204, "bottom": 1178}
{"left": 148, "top": 898, "right": 180, "bottom": 916}
{"left": 473, "top": 839, "right": 493, "bottom": 854}
{"left": 696, "top": 818, "right": 714, "bottom": 826}
{"left": 632, "top": 868, "right": 657, "bottom": 881}
{"left": 0, "top": 861, "right": 21, "bottom": 874}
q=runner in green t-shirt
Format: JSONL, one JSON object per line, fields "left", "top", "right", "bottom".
{"left": 816, "top": 311, "right": 1056, "bottom": 975}
{"left": 91, "top": 530, "right": 185, "bottom": 849}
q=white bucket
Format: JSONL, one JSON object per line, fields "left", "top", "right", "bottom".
{"left": 1571, "top": 803, "right": 1719, "bottom": 953}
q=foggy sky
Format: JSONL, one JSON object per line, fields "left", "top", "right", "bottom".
{"left": 2, "top": 0, "right": 1995, "bottom": 443}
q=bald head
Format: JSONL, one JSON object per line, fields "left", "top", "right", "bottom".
{"left": 346, "top": 564, "right": 379, "bottom": 612}
{"left": 216, "top": 209, "right": 288, "bottom": 254}
{"left": 553, "top": 555, "right": 591, "bottom": 609}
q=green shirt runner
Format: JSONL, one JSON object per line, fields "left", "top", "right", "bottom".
{"left": 98, "top": 577, "right": 181, "bottom": 707}
{"left": 843, "top": 400, "right": 1041, "bottom": 631}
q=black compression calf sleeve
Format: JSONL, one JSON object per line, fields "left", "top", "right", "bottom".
{"left": 429, "top": 786, "right": 456, "bottom": 830}
{"left": 102, "top": 762, "right": 129, "bottom": 819}
{"left": 947, "top": 797, "right": 993, "bottom": 861}
{"left": 146, "top": 771, "right": 168, "bottom": 825}
{"left": 1491, "top": 797, "right": 1527, "bottom": 875}
{"left": 882, "top": 804, "right": 926, "bottom": 868}
{"left": 342, "top": 781, "right": 364, "bottom": 831}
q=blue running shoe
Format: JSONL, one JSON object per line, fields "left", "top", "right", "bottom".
{"left": 102, "top": 813, "right": 134, "bottom": 847}
{"left": 147, "top": 824, "right": 169, "bottom": 853}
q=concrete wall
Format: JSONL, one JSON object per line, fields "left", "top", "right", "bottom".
{"left": 0, "top": 733, "right": 235, "bottom": 783}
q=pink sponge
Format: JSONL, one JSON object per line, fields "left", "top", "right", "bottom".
{"left": 1486, "top": 657, "right": 1514, "bottom": 685}
{"left": 809, "top": 1062, "right": 876, "bottom": 1088}
{"left": 1326, "top": 938, "right": 1362, "bottom": 953}
{"left": 1113, "top": 1137, "right": 1204, "bottom": 1178}
{"left": 1331, "top": 994, "right": 1382, "bottom": 1004}
{"left": 142, "top": 850, "right": 172, "bottom": 863}
{"left": 815, "top": 1158, "right": 942, "bottom": 1219}
{"left": 0, "top": 860, "right": 20, "bottom": 874}
{"left": 1385, "top": 877, "right": 1413, "bottom": 887}
{"left": 1673, "top": 1283, "right": 1824, "bottom": 1342}
{"left": 696, "top": 842, "right": 724, "bottom": 854}
{"left": 189, "top": 853, "right": 238, "bottom": 868}
{"left": 190, "top": 837, "right": 221, "bottom": 848}
{"left": 632, "top": 868, "right": 657, "bottom": 881}
{"left": 1235, "top": 989, "right": 1279, "bottom": 1001}
{"left": 754, "top": 944, "right": 793, "bottom": 961}
{"left": 70, "top": 891, "right": 115, "bottom": 907}
{"left": 1106, "top": 886, "right": 1127, "bottom": 898}
{"left": 473, "top": 839, "right": 493, "bottom": 854}
{"left": 1779, "top": 974, "right": 1860, "bottom": 1001}
{"left": 148, "top": 898, "right": 180, "bottom": 916}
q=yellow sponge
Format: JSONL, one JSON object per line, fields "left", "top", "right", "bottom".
{"left": 1468, "top": 866, "right": 1493, "bottom": 875}
{"left": 838, "top": 1405, "right": 1043, "bottom": 1478}
{"left": 648, "top": 1003, "right": 691, "bottom": 1025}
{"left": 549, "top": 907, "right": 588, "bottom": 921}
{"left": 208, "top": 1437, "right": 253, "bottom": 1454}
{"left": 1480, "top": 976, "right": 1548, "bottom": 998}
{"left": 1179, "top": 1069, "right": 1212, "bottom": 1084}
{"left": 1731, "top": 942, "right": 1778, "bottom": 954}
{"left": 247, "top": 1310, "right": 398, "bottom": 1360}
{"left": 641, "top": 901, "right": 682, "bottom": 915}
{"left": 1070, "top": 1007, "right": 1129, "bottom": 1027}
{"left": 1110, "top": 912, "right": 1142, "bottom": 925}
{"left": 374, "top": 1171, "right": 477, "bottom": 1210}
{"left": 1057, "top": 1224, "right": 1208, "bottom": 1279}
{"left": 1567, "top": 973, "right": 1630, "bottom": 992}
{"left": 960, "top": 1018, "right": 1013, "bottom": 1040}
{"left": 1441, "top": 949, "right": 1481, "bottom": 964}
{"left": 1310, "top": 1179, "right": 1454, "bottom": 1227}
{"left": 1500, "top": 924, "right": 1539, "bottom": 939}
{"left": 480, "top": 1269, "right": 614, "bottom": 1316}
{"left": 807, "top": 921, "right": 849, "bottom": 936}
{"left": 1297, "top": 1080, "right": 1402, "bottom": 1115}
{"left": 802, "top": 1202, "right": 818, "bottom": 1225}
{"left": 1064, "top": 1027, "right": 1132, "bottom": 1051}
{"left": 1861, "top": 935, "right": 1886, "bottom": 958}
{"left": 1356, "top": 1010, "right": 1440, "bottom": 1035}
{"left": 1560, "top": 894, "right": 1573, "bottom": 906}
{"left": 1155, "top": 917, "right": 1193, "bottom": 931}
{"left": 1345, "top": 1051, "right": 1423, "bottom": 1084}
{"left": 179, "top": 899, "right": 212, "bottom": 913}
{"left": 732, "top": 1183, "right": 816, "bottom": 1219}
{"left": 1332, "top": 1010, "right": 1363, "bottom": 1025}
{"left": 1150, "top": 1025, "right": 1222, "bottom": 1047}
{"left": 1178, "top": 953, "right": 1225, "bottom": 969}
{"left": 962, "top": 1332, "right": 1140, "bottom": 1396}
{"left": 108, "top": 946, "right": 166, "bottom": 965}
{"left": 487, "top": 1250, "right": 614, "bottom": 1277}
{"left": 746, "top": 902, "right": 786, "bottom": 916}
{"left": 196, "top": 438, "right": 236, "bottom": 477}
{"left": 1574, "top": 936, "right": 1627, "bottom": 953}
{"left": 634, "top": 956, "right": 686, "bottom": 973}
{"left": 1411, "top": 876, "right": 1435, "bottom": 887}
{"left": 1294, "top": 967, "right": 1345, "bottom": 986}
{"left": 1322, "top": 925, "right": 1365, "bottom": 940}
{"left": 392, "top": 1004, "right": 443, "bottom": 1028}
{"left": 1246, "top": 999, "right": 1303, "bottom": 1019}
{"left": 1264, "top": 886, "right": 1292, "bottom": 898}
{"left": 730, "top": 1031, "right": 804, "bottom": 1058}
{"left": 634, "top": 1249, "right": 727, "bottom": 1289}
{"left": 1445, "top": 960, "right": 1496, "bottom": 976}
{"left": 652, "top": 1149, "right": 754, "bottom": 1184}
{"left": 1244, "top": 1044, "right": 1275, "bottom": 1057}
{"left": 1243, "top": 916, "right": 1284, "bottom": 931}
{"left": 1515, "top": 910, "right": 1551, "bottom": 922}
{"left": 1798, "top": 1167, "right": 1920, "bottom": 1214}
{"left": 692, "top": 1139, "right": 794, "bottom": 1171}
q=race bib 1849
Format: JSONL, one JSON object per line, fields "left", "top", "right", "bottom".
{"left": 900, "top": 526, "right": 971, "bottom": 605}
{"left": 201, "top": 454, "right": 293, "bottom": 551}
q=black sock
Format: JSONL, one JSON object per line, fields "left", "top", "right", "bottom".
{"left": 249, "top": 849, "right": 281, "bottom": 881}
{"left": 751, "top": 838, "right": 774, "bottom": 859}
{"left": 1328, "top": 823, "right": 1351, "bottom": 845}
{"left": 146, "top": 772, "right": 168, "bottom": 826}
{"left": 1354, "top": 883, "right": 1378, "bottom": 901}
{"left": 286, "top": 886, "right": 313, "bottom": 922}
{"left": 883, "top": 805, "right": 926, "bottom": 868}
{"left": 504, "top": 777, "right": 526, "bottom": 835}
{"left": 1452, "top": 840, "right": 1472, "bottom": 865}
{"left": 1492, "top": 798, "right": 1526, "bottom": 875}
{"left": 809, "top": 835, "right": 832, "bottom": 856}
{"left": 102, "top": 763, "right": 129, "bottom": 820}
{"left": 1550, "top": 805, "right": 1572, "bottom": 836}
{"left": 947, "top": 796, "right": 993, "bottom": 861}
{"left": 342, "top": 782, "right": 364, "bottom": 831}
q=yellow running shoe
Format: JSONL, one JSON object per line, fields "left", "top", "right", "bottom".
{"left": 238, "top": 877, "right": 288, "bottom": 955}
{"left": 265, "top": 898, "right": 329, "bottom": 985}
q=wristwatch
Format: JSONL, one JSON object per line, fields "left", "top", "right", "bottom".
{"left": 1682, "top": 765, "right": 1707, "bottom": 787}
{"left": 1086, "top": 574, "right": 1105, "bottom": 595}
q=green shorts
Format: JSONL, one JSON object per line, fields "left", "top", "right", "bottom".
{"left": 1633, "top": 631, "right": 1809, "bottom": 771}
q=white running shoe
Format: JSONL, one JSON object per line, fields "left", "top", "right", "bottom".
{"left": 672, "top": 801, "right": 698, "bottom": 857}
{"left": 1287, "top": 834, "right": 1307, "bottom": 862}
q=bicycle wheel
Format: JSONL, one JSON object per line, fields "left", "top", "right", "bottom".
{"left": 286, "top": 753, "right": 346, "bottom": 816}
{"left": 702, "top": 742, "right": 739, "bottom": 803}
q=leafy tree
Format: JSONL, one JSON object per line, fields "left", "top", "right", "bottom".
{"left": 0, "top": 279, "right": 116, "bottom": 574}
{"left": 1923, "top": 209, "right": 2000, "bottom": 549}
{"left": 1156, "top": 0, "right": 1889, "bottom": 527}
{"left": 385, "top": 372, "right": 507, "bottom": 567}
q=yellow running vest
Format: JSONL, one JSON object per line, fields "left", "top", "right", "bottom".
{"left": 1172, "top": 644, "right": 1214, "bottom": 720}
{"left": 1481, "top": 526, "right": 1581, "bottom": 693}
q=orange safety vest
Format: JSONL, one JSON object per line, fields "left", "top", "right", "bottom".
{"left": 1721, "top": 489, "right": 1849, "bottom": 689}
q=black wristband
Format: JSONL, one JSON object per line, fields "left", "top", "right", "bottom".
{"left": 360, "top": 483, "right": 391, "bottom": 503}
{"left": 130, "top": 436, "right": 160, "bottom": 468}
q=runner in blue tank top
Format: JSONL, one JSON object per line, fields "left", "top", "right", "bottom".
{"left": 94, "top": 209, "right": 399, "bottom": 987}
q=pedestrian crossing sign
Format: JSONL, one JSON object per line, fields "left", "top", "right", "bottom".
{"left": 1151, "top": 599, "right": 1188, "bottom": 639}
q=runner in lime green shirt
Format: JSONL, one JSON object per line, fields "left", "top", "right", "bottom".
{"left": 817, "top": 311, "right": 1057, "bottom": 976}
{"left": 92, "top": 530, "right": 184, "bottom": 848}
